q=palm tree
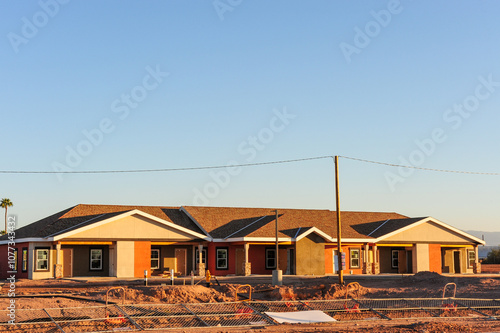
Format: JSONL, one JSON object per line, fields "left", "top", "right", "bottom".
{"left": 1, "top": 198, "right": 13, "bottom": 234}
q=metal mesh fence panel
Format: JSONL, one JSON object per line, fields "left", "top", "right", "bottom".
{"left": 3, "top": 297, "right": 500, "bottom": 332}
{"left": 46, "top": 305, "right": 137, "bottom": 333}
{"left": 186, "top": 302, "right": 272, "bottom": 327}
{"left": 0, "top": 308, "right": 51, "bottom": 324}
{"left": 246, "top": 301, "right": 313, "bottom": 313}
{"left": 121, "top": 304, "right": 203, "bottom": 330}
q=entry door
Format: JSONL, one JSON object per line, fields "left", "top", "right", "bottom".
{"left": 175, "top": 249, "right": 187, "bottom": 276}
{"left": 398, "top": 250, "right": 407, "bottom": 274}
{"left": 406, "top": 251, "right": 413, "bottom": 273}
{"left": 453, "top": 251, "right": 461, "bottom": 274}
{"left": 235, "top": 248, "right": 245, "bottom": 276}
{"left": 62, "top": 248, "right": 73, "bottom": 277}
{"left": 287, "top": 249, "right": 295, "bottom": 275}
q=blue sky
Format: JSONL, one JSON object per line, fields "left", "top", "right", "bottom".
{"left": 1, "top": 1, "right": 499, "bottom": 235}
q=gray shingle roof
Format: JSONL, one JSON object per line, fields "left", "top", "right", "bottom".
{"left": 2, "top": 204, "right": 434, "bottom": 242}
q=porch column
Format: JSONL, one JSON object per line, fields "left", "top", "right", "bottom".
{"left": 244, "top": 243, "right": 251, "bottom": 276}
{"left": 363, "top": 244, "right": 371, "bottom": 274}
{"left": 198, "top": 244, "right": 205, "bottom": 277}
{"left": 473, "top": 245, "right": 481, "bottom": 274}
{"left": 372, "top": 244, "right": 379, "bottom": 274}
{"left": 55, "top": 243, "right": 62, "bottom": 279}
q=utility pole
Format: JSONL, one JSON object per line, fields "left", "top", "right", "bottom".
{"left": 275, "top": 209, "right": 279, "bottom": 270}
{"left": 272, "top": 209, "right": 282, "bottom": 285}
{"left": 335, "top": 156, "right": 344, "bottom": 285}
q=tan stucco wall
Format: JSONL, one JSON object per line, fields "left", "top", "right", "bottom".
{"left": 30, "top": 243, "right": 54, "bottom": 280}
{"left": 295, "top": 234, "right": 325, "bottom": 275}
{"left": 384, "top": 222, "right": 473, "bottom": 243}
{"left": 66, "top": 214, "right": 195, "bottom": 241}
{"left": 413, "top": 243, "right": 430, "bottom": 272}
{"left": 442, "top": 248, "right": 472, "bottom": 274}
{"left": 115, "top": 241, "right": 135, "bottom": 278}
{"left": 443, "top": 249, "right": 453, "bottom": 273}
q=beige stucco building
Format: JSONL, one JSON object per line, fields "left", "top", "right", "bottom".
{"left": 0, "top": 205, "right": 485, "bottom": 280}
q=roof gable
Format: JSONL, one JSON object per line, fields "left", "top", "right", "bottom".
{"left": 3, "top": 204, "right": 206, "bottom": 241}
{"left": 377, "top": 217, "right": 485, "bottom": 244}
{"left": 60, "top": 210, "right": 206, "bottom": 241}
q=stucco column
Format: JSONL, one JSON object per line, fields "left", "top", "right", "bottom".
{"left": 56, "top": 243, "right": 61, "bottom": 265}
{"left": 55, "top": 243, "right": 62, "bottom": 279}
{"left": 198, "top": 244, "right": 205, "bottom": 277}
{"left": 372, "top": 244, "right": 379, "bottom": 274}
{"left": 244, "top": 243, "right": 251, "bottom": 276}
{"left": 363, "top": 244, "right": 371, "bottom": 274}
{"left": 473, "top": 245, "right": 481, "bottom": 274}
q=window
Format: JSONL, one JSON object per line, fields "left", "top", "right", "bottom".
{"left": 90, "top": 249, "right": 103, "bottom": 270}
{"left": 22, "top": 248, "right": 28, "bottom": 272}
{"left": 216, "top": 248, "right": 228, "bottom": 270}
{"left": 195, "top": 248, "right": 207, "bottom": 265}
{"left": 151, "top": 249, "right": 160, "bottom": 270}
{"left": 266, "top": 249, "right": 276, "bottom": 269}
{"left": 350, "top": 248, "right": 360, "bottom": 269}
{"left": 391, "top": 250, "right": 399, "bottom": 268}
{"left": 35, "top": 248, "right": 50, "bottom": 271}
{"left": 467, "top": 250, "right": 476, "bottom": 268}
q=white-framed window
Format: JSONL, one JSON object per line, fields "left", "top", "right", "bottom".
{"left": 151, "top": 249, "right": 160, "bottom": 270}
{"left": 266, "top": 249, "right": 276, "bottom": 270}
{"left": 35, "top": 248, "right": 50, "bottom": 271}
{"left": 22, "top": 248, "right": 28, "bottom": 272}
{"left": 90, "top": 249, "right": 103, "bottom": 270}
{"left": 391, "top": 250, "right": 399, "bottom": 268}
{"left": 350, "top": 248, "right": 360, "bottom": 269}
{"left": 216, "top": 248, "right": 228, "bottom": 270}
{"left": 195, "top": 248, "right": 207, "bottom": 265}
{"left": 467, "top": 250, "right": 476, "bottom": 268}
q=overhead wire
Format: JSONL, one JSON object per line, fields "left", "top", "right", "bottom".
{"left": 0, "top": 155, "right": 499, "bottom": 175}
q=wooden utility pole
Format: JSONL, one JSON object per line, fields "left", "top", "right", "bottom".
{"left": 335, "top": 156, "right": 344, "bottom": 285}
{"left": 272, "top": 209, "right": 282, "bottom": 285}
{"left": 275, "top": 209, "right": 279, "bottom": 270}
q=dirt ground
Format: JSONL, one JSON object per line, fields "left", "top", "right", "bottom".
{"left": 2, "top": 272, "right": 500, "bottom": 332}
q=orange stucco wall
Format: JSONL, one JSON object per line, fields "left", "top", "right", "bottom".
{"left": 325, "top": 247, "right": 334, "bottom": 274}
{"left": 134, "top": 241, "right": 151, "bottom": 278}
{"left": 428, "top": 244, "right": 442, "bottom": 274}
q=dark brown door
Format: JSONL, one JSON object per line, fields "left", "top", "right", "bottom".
{"left": 175, "top": 249, "right": 187, "bottom": 276}
{"left": 62, "top": 248, "right": 73, "bottom": 277}
{"left": 235, "top": 249, "right": 245, "bottom": 276}
{"left": 453, "top": 251, "right": 461, "bottom": 274}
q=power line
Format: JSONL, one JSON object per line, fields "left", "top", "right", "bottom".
{"left": 0, "top": 156, "right": 332, "bottom": 174}
{"left": 0, "top": 155, "right": 499, "bottom": 175}
{"left": 339, "top": 156, "right": 500, "bottom": 176}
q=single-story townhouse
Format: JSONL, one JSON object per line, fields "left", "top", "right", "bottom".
{"left": 0, "top": 204, "right": 485, "bottom": 280}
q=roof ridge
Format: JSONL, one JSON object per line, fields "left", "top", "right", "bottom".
{"left": 367, "top": 219, "right": 391, "bottom": 237}
{"left": 223, "top": 215, "right": 271, "bottom": 240}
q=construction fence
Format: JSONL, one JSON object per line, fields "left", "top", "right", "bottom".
{"left": 1, "top": 297, "right": 500, "bottom": 332}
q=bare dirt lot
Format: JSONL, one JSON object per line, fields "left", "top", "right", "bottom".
{"left": 2, "top": 272, "right": 500, "bottom": 332}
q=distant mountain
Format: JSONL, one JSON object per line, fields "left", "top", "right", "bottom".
{"left": 465, "top": 230, "right": 500, "bottom": 246}
{"left": 478, "top": 246, "right": 499, "bottom": 259}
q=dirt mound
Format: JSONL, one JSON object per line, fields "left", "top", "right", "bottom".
{"left": 404, "top": 271, "right": 448, "bottom": 284}
{"left": 264, "top": 283, "right": 369, "bottom": 301}
{"left": 123, "top": 285, "right": 231, "bottom": 304}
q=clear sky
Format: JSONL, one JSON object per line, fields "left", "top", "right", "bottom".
{"left": 1, "top": 1, "right": 499, "bottom": 233}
